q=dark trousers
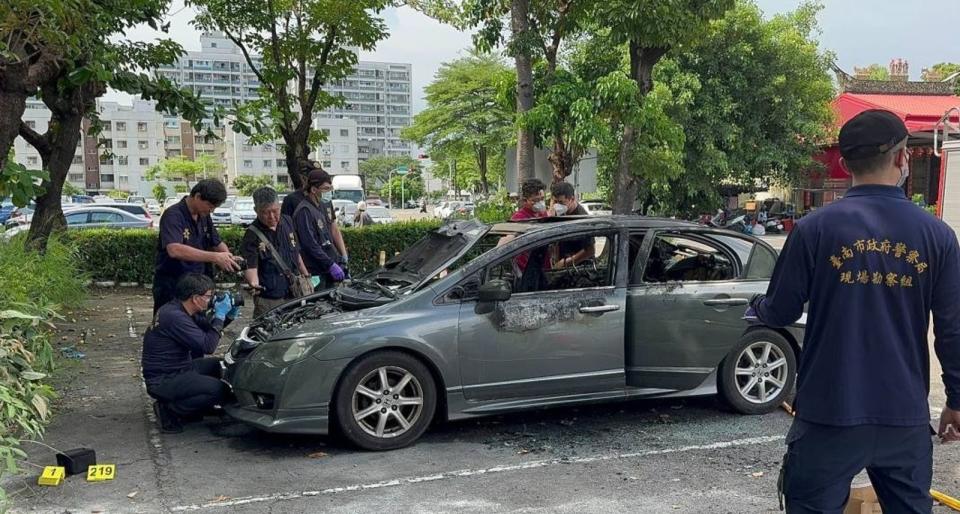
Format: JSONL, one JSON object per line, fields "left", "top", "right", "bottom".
{"left": 152, "top": 273, "right": 178, "bottom": 315}
{"left": 146, "top": 358, "right": 229, "bottom": 417}
{"left": 782, "top": 419, "right": 932, "bottom": 514}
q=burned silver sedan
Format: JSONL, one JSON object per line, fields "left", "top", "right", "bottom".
{"left": 224, "top": 217, "right": 803, "bottom": 450}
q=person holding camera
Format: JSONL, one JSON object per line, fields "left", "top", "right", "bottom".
{"left": 294, "top": 169, "right": 347, "bottom": 290}
{"left": 142, "top": 273, "right": 238, "bottom": 434}
{"left": 241, "top": 187, "right": 311, "bottom": 317}
{"left": 153, "top": 179, "right": 241, "bottom": 314}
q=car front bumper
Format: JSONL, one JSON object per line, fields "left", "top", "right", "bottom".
{"left": 224, "top": 344, "right": 352, "bottom": 435}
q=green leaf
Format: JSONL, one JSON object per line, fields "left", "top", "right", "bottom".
{"left": 20, "top": 372, "right": 47, "bottom": 381}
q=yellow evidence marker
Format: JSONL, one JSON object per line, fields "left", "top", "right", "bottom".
{"left": 38, "top": 466, "right": 66, "bottom": 486}
{"left": 86, "top": 464, "right": 116, "bottom": 482}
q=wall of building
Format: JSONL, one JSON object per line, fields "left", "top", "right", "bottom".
{"left": 314, "top": 117, "right": 359, "bottom": 175}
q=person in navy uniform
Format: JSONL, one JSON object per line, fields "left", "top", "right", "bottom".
{"left": 750, "top": 109, "right": 960, "bottom": 513}
{"left": 240, "top": 186, "right": 310, "bottom": 317}
{"left": 153, "top": 179, "right": 240, "bottom": 314}
{"left": 142, "top": 273, "right": 237, "bottom": 433}
{"left": 283, "top": 162, "right": 349, "bottom": 269}
{"left": 294, "top": 168, "right": 347, "bottom": 290}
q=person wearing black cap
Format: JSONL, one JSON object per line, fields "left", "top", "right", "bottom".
{"left": 748, "top": 109, "right": 960, "bottom": 512}
{"left": 293, "top": 168, "right": 346, "bottom": 290}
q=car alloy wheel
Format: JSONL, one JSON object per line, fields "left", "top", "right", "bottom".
{"left": 718, "top": 328, "right": 796, "bottom": 415}
{"left": 733, "top": 341, "right": 788, "bottom": 404}
{"left": 335, "top": 351, "right": 437, "bottom": 450}
{"left": 352, "top": 366, "right": 424, "bottom": 439}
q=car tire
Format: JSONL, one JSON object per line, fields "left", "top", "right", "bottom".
{"left": 718, "top": 328, "right": 796, "bottom": 415}
{"left": 334, "top": 351, "right": 437, "bottom": 451}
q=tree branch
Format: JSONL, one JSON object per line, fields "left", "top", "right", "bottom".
{"left": 222, "top": 30, "right": 269, "bottom": 89}
{"left": 303, "top": 26, "right": 338, "bottom": 117}
{"left": 19, "top": 122, "right": 51, "bottom": 156}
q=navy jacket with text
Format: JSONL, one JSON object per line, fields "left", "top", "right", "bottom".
{"left": 756, "top": 185, "right": 960, "bottom": 426}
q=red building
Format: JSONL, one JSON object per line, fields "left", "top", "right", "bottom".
{"left": 800, "top": 65, "right": 960, "bottom": 211}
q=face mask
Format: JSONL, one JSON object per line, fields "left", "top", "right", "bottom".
{"left": 532, "top": 201, "right": 546, "bottom": 213}
{"left": 896, "top": 151, "right": 910, "bottom": 188}
{"left": 321, "top": 191, "right": 333, "bottom": 201}
{"left": 553, "top": 204, "right": 568, "bottom": 216}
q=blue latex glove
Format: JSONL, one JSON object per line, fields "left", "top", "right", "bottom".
{"left": 227, "top": 305, "right": 240, "bottom": 320}
{"left": 212, "top": 294, "right": 233, "bottom": 320}
{"left": 743, "top": 294, "right": 764, "bottom": 324}
{"left": 328, "top": 263, "right": 345, "bottom": 282}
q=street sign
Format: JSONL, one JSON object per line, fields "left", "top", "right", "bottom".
{"left": 396, "top": 165, "right": 409, "bottom": 175}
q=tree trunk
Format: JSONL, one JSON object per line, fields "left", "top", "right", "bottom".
{"left": 611, "top": 41, "right": 669, "bottom": 215}
{"left": 511, "top": 0, "right": 535, "bottom": 184}
{"left": 548, "top": 137, "right": 575, "bottom": 184}
{"left": 26, "top": 82, "right": 96, "bottom": 251}
{"left": 477, "top": 146, "right": 489, "bottom": 195}
{"left": 0, "top": 66, "right": 29, "bottom": 171}
{"left": 283, "top": 134, "right": 310, "bottom": 190}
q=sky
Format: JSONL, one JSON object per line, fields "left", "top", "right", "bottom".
{"left": 109, "top": 1, "right": 960, "bottom": 114}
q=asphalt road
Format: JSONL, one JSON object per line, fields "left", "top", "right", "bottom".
{"left": 6, "top": 289, "right": 960, "bottom": 513}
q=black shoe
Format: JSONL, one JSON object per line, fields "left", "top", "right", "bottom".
{"left": 153, "top": 401, "right": 183, "bottom": 434}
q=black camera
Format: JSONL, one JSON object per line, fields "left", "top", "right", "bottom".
{"left": 214, "top": 290, "right": 244, "bottom": 308}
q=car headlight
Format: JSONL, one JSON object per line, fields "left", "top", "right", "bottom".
{"left": 252, "top": 336, "right": 334, "bottom": 365}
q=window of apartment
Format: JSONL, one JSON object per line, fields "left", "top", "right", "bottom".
{"left": 101, "top": 174, "right": 115, "bottom": 183}
{"left": 322, "top": 160, "right": 331, "bottom": 168}
{"left": 27, "top": 156, "right": 38, "bottom": 165}
{"left": 102, "top": 121, "right": 111, "bottom": 132}
{"left": 243, "top": 160, "right": 252, "bottom": 168}
{"left": 117, "top": 140, "right": 127, "bottom": 149}
{"left": 119, "top": 176, "right": 129, "bottom": 184}
{"left": 340, "top": 161, "right": 350, "bottom": 170}
{"left": 138, "top": 140, "right": 149, "bottom": 150}
{"left": 166, "top": 136, "right": 181, "bottom": 144}
{"left": 263, "top": 160, "right": 272, "bottom": 168}
{"left": 115, "top": 122, "right": 126, "bottom": 131}
{"left": 242, "top": 144, "right": 253, "bottom": 152}
{"left": 72, "top": 156, "right": 83, "bottom": 165}
{"left": 320, "top": 129, "right": 331, "bottom": 137}
{"left": 117, "top": 156, "right": 128, "bottom": 166}
{"left": 100, "top": 139, "right": 112, "bottom": 149}
{"left": 137, "top": 122, "right": 148, "bottom": 132}
{"left": 276, "top": 159, "right": 285, "bottom": 167}
{"left": 26, "top": 120, "right": 36, "bottom": 129}
{"left": 69, "top": 174, "right": 84, "bottom": 182}
{"left": 339, "top": 129, "right": 349, "bottom": 137}
{"left": 139, "top": 158, "right": 149, "bottom": 166}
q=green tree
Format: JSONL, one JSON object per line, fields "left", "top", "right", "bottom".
{"left": 402, "top": 52, "right": 513, "bottom": 194}
{"left": 0, "top": 150, "right": 48, "bottom": 206}
{"left": 106, "top": 189, "right": 129, "bottom": 200}
{"left": 921, "top": 62, "right": 960, "bottom": 82}
{"left": 191, "top": 0, "right": 390, "bottom": 189}
{"left": 857, "top": 63, "right": 890, "bottom": 81}
{"left": 173, "top": 184, "right": 188, "bottom": 194}
{"left": 61, "top": 181, "right": 84, "bottom": 197}
{"left": 232, "top": 174, "right": 275, "bottom": 196}
{"left": 591, "top": 0, "right": 733, "bottom": 213}
{"left": 7, "top": 0, "right": 210, "bottom": 249}
{"left": 0, "top": 0, "right": 88, "bottom": 172}
{"left": 650, "top": 2, "right": 835, "bottom": 216}
{"left": 145, "top": 155, "right": 223, "bottom": 186}
{"left": 152, "top": 183, "right": 168, "bottom": 204}
{"left": 380, "top": 173, "right": 425, "bottom": 207}
{"left": 358, "top": 155, "right": 418, "bottom": 189}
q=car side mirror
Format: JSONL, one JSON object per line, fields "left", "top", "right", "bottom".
{"left": 475, "top": 279, "right": 511, "bottom": 314}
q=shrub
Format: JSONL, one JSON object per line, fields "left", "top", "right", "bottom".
{"left": 473, "top": 190, "right": 516, "bottom": 223}
{"left": 0, "top": 236, "right": 85, "bottom": 504}
{"left": 67, "top": 220, "right": 443, "bottom": 283}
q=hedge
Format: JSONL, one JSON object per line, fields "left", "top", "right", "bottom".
{"left": 65, "top": 220, "right": 443, "bottom": 284}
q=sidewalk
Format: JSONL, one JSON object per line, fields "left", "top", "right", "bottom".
{"left": 4, "top": 289, "right": 180, "bottom": 512}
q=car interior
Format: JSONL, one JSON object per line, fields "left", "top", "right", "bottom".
{"left": 641, "top": 235, "right": 735, "bottom": 282}
{"left": 486, "top": 234, "right": 615, "bottom": 293}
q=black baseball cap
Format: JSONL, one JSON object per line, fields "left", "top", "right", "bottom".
{"left": 838, "top": 109, "right": 909, "bottom": 160}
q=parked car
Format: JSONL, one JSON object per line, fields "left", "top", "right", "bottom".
{"left": 162, "top": 195, "right": 186, "bottom": 211}
{"left": 90, "top": 203, "right": 153, "bottom": 228}
{"left": 4, "top": 206, "right": 151, "bottom": 239}
{"left": 223, "top": 216, "right": 802, "bottom": 450}
{"left": 128, "top": 196, "right": 146, "bottom": 205}
{"left": 4, "top": 201, "right": 37, "bottom": 228}
{"left": 145, "top": 199, "right": 162, "bottom": 216}
{"left": 0, "top": 200, "right": 19, "bottom": 224}
{"left": 231, "top": 197, "right": 256, "bottom": 225}
{"left": 212, "top": 198, "right": 234, "bottom": 226}
{"left": 435, "top": 201, "right": 475, "bottom": 219}
{"left": 581, "top": 201, "right": 613, "bottom": 216}
{"left": 365, "top": 205, "right": 394, "bottom": 224}
{"left": 332, "top": 199, "right": 358, "bottom": 227}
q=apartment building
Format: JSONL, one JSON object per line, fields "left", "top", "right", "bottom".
{"left": 14, "top": 99, "right": 165, "bottom": 197}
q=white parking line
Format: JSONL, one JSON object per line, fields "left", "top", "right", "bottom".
{"left": 171, "top": 434, "right": 785, "bottom": 511}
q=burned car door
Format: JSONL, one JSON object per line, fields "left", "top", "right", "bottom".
{"left": 456, "top": 231, "right": 627, "bottom": 401}
{"left": 625, "top": 230, "right": 773, "bottom": 390}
